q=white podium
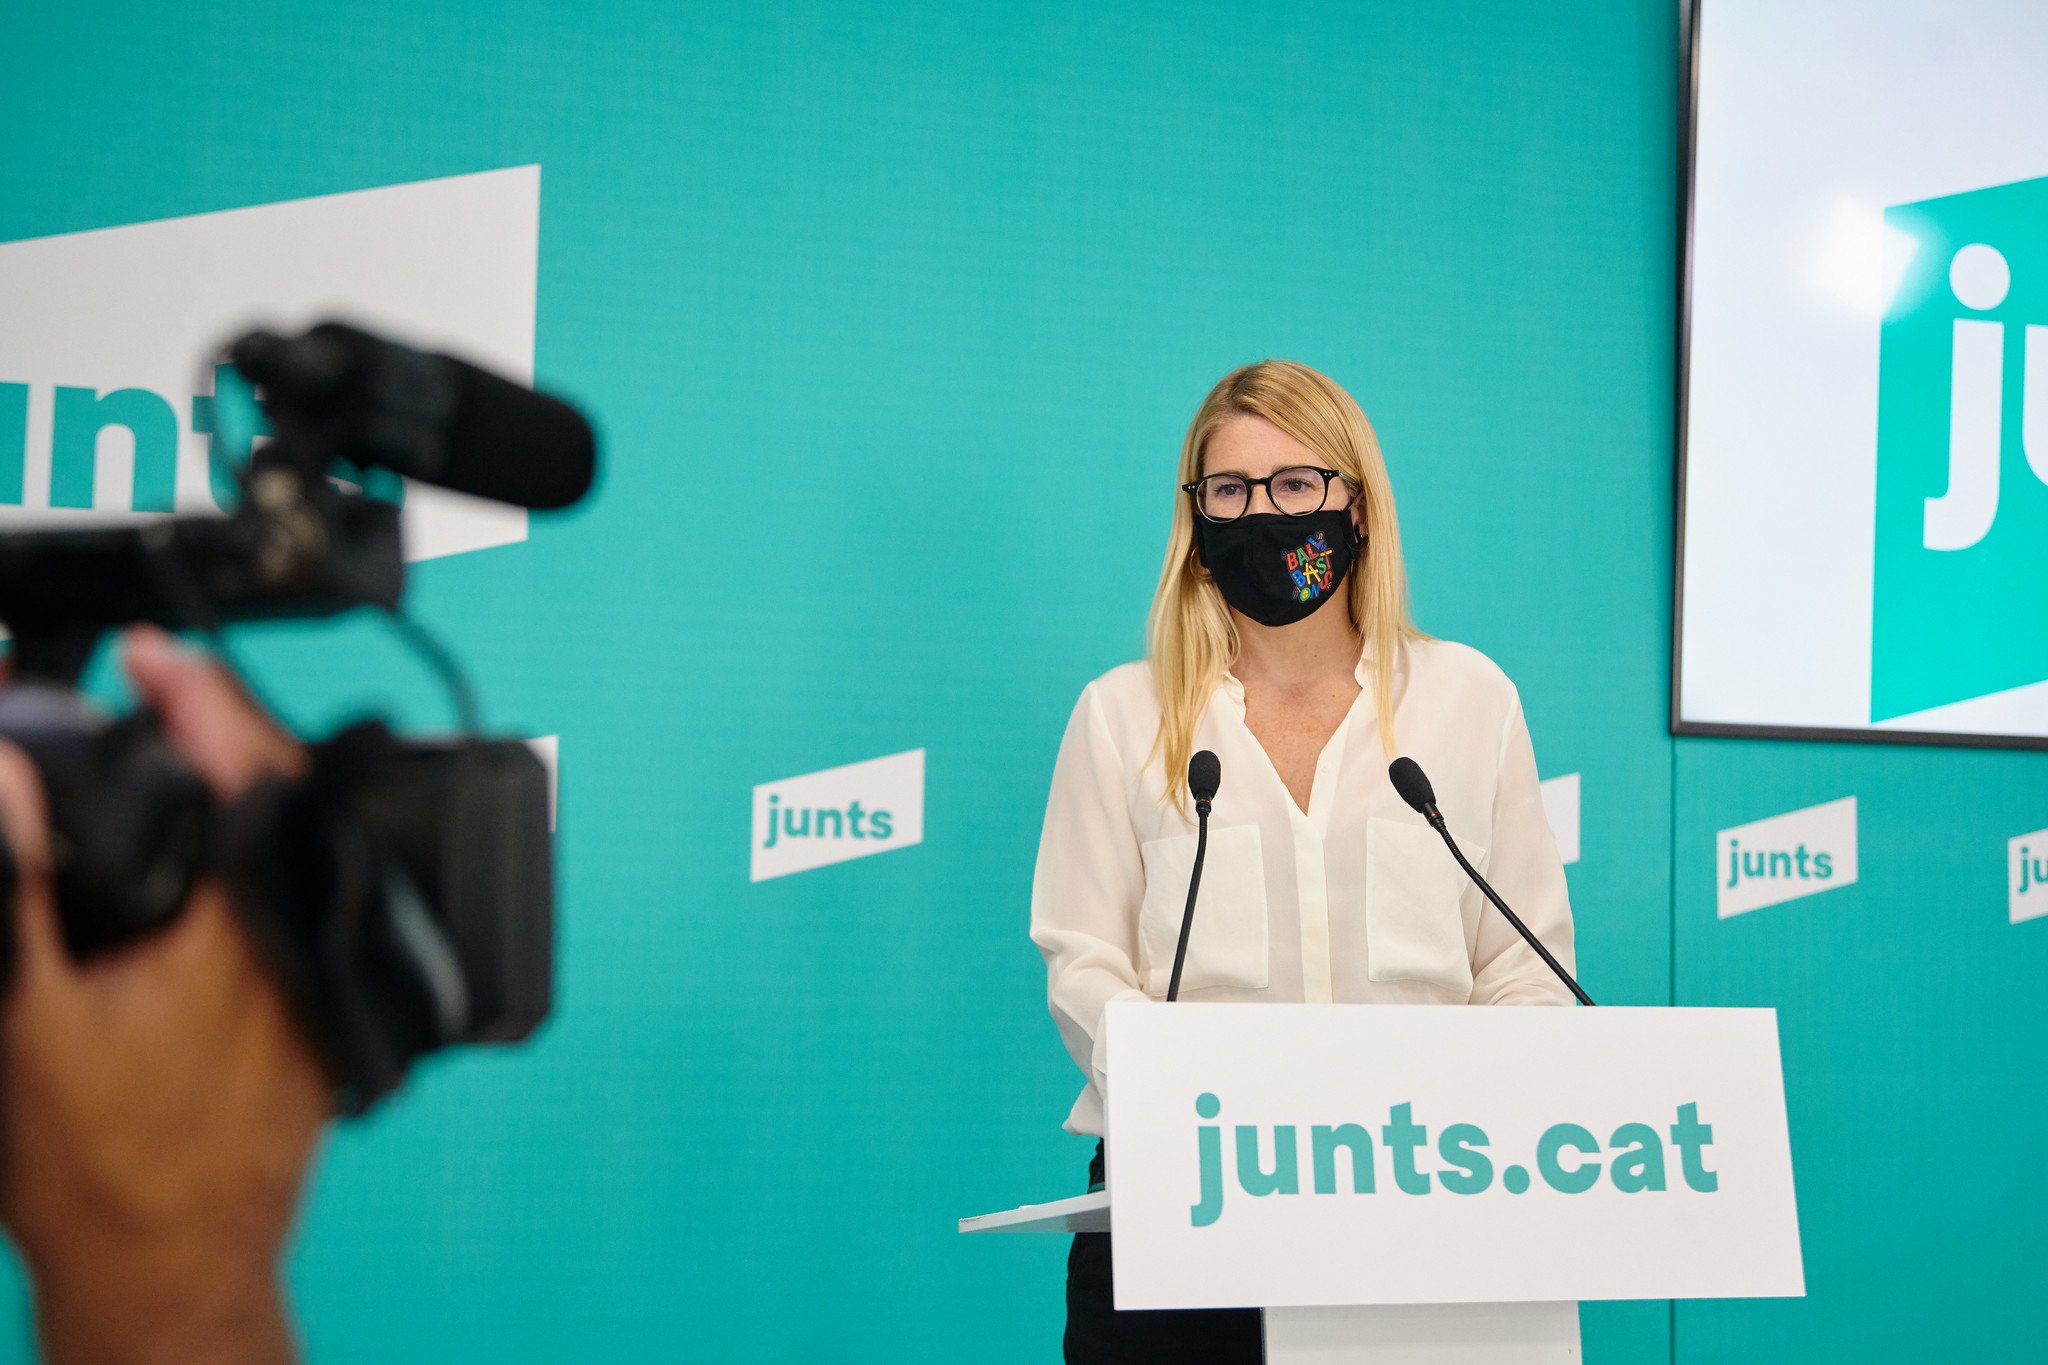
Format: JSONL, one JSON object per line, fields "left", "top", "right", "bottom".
{"left": 963, "top": 1004, "right": 1804, "bottom": 1363}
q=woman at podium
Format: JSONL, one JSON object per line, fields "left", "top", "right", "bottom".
{"left": 1030, "top": 359, "right": 1578, "bottom": 1363}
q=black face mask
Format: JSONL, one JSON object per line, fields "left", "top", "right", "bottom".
{"left": 1194, "top": 509, "right": 1360, "bottom": 628}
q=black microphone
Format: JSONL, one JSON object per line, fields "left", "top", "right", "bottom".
{"left": 1188, "top": 750, "right": 1220, "bottom": 811}
{"left": 1387, "top": 757, "right": 1594, "bottom": 1007}
{"left": 231, "top": 322, "right": 598, "bottom": 511}
{"left": 1166, "top": 751, "right": 1221, "bottom": 1003}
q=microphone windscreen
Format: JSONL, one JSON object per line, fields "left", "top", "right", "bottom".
{"left": 234, "top": 322, "right": 598, "bottom": 512}
{"left": 439, "top": 356, "right": 597, "bottom": 510}
{"left": 1388, "top": 757, "right": 1436, "bottom": 814}
{"left": 1188, "top": 749, "right": 1221, "bottom": 804}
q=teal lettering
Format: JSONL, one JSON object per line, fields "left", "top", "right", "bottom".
{"left": 762, "top": 794, "right": 780, "bottom": 849}
{"left": 847, "top": 800, "right": 867, "bottom": 838}
{"left": 1436, "top": 1123, "right": 1493, "bottom": 1195}
{"left": 1767, "top": 850, "right": 1792, "bottom": 878}
{"left": 1670, "top": 1103, "right": 1719, "bottom": 1192}
{"left": 1381, "top": 1102, "right": 1431, "bottom": 1195}
{"left": 1607, "top": 1123, "right": 1667, "bottom": 1193}
{"left": 817, "top": 808, "right": 844, "bottom": 838}
{"left": 51, "top": 386, "right": 179, "bottom": 512}
{"left": 1536, "top": 1123, "right": 1601, "bottom": 1193}
{"left": 1726, "top": 839, "right": 1740, "bottom": 889}
{"left": 0, "top": 383, "right": 24, "bottom": 505}
{"left": 189, "top": 363, "right": 267, "bottom": 508}
{"left": 1235, "top": 1124, "right": 1299, "bottom": 1197}
{"left": 1310, "top": 1124, "right": 1374, "bottom": 1194}
{"left": 1813, "top": 851, "right": 1833, "bottom": 879}
{"left": 1193, "top": 1103, "right": 1725, "bottom": 1215}
{"left": 1192, "top": 1093, "right": 1224, "bottom": 1226}
{"left": 869, "top": 810, "right": 893, "bottom": 839}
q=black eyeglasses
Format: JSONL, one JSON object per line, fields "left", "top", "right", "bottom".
{"left": 1181, "top": 466, "right": 1351, "bottom": 523}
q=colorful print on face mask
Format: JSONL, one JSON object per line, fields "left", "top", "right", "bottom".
{"left": 1286, "top": 532, "right": 1336, "bottom": 604}
{"left": 1193, "top": 507, "right": 1358, "bottom": 628}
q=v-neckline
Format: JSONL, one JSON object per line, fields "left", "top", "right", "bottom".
{"left": 1241, "top": 686, "right": 1370, "bottom": 824}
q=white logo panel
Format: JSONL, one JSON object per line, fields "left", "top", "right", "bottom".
{"left": 751, "top": 748, "right": 925, "bottom": 882}
{"left": 527, "top": 735, "right": 559, "bottom": 833}
{"left": 1104, "top": 1004, "right": 1804, "bottom": 1309}
{"left": 2010, "top": 825, "right": 2048, "bottom": 924}
{"left": 1539, "top": 772, "right": 1581, "bottom": 866}
{"left": 0, "top": 165, "right": 540, "bottom": 561}
{"left": 1716, "top": 796, "right": 1859, "bottom": 919}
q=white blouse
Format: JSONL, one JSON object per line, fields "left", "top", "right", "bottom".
{"left": 1029, "top": 636, "right": 1577, "bottom": 1137}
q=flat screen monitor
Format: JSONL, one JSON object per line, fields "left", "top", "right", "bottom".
{"left": 1677, "top": 0, "right": 2048, "bottom": 747}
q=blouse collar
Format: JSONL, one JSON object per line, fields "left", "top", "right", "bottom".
{"left": 1218, "top": 637, "right": 1377, "bottom": 707}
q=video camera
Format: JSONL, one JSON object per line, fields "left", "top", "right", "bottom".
{"left": 0, "top": 321, "right": 595, "bottom": 1112}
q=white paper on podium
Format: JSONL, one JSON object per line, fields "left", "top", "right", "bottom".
{"left": 1105, "top": 1004, "right": 1803, "bottom": 1311}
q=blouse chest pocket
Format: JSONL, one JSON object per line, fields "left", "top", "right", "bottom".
{"left": 1136, "top": 824, "right": 1269, "bottom": 995}
{"left": 1365, "top": 816, "right": 1479, "bottom": 996}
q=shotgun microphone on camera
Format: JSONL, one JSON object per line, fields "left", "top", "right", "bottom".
{"left": 230, "top": 322, "right": 597, "bottom": 511}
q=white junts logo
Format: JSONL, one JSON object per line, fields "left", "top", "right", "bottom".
{"left": 751, "top": 749, "right": 925, "bottom": 882}
{"left": 1924, "top": 243, "right": 2048, "bottom": 551}
{"left": 0, "top": 166, "right": 542, "bottom": 562}
{"left": 2010, "top": 826, "right": 2048, "bottom": 925}
{"left": 1716, "top": 796, "right": 1859, "bottom": 919}
{"left": 1539, "top": 772, "right": 1581, "bottom": 866}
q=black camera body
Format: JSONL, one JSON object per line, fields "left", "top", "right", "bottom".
{"left": 0, "top": 321, "right": 593, "bottom": 1112}
{"left": 230, "top": 722, "right": 555, "bottom": 1110}
{"left": 0, "top": 683, "right": 214, "bottom": 956}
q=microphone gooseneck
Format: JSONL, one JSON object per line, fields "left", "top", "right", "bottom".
{"left": 1387, "top": 757, "right": 1594, "bottom": 1007}
{"left": 1167, "top": 750, "right": 1221, "bottom": 1003}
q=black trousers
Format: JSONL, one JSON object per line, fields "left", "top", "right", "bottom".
{"left": 1063, "top": 1142, "right": 1263, "bottom": 1364}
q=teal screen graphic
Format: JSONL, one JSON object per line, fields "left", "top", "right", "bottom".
{"left": 1873, "top": 174, "right": 2048, "bottom": 721}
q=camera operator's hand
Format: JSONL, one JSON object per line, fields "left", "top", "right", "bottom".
{"left": 0, "top": 626, "right": 328, "bottom": 1365}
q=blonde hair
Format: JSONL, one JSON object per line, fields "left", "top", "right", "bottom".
{"left": 1146, "top": 360, "right": 1423, "bottom": 809}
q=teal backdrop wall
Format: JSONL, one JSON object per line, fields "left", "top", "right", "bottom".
{"left": 3, "top": 1, "right": 2038, "bottom": 1361}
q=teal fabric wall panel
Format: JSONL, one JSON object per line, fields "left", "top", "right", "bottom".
{"left": 1673, "top": 738, "right": 2048, "bottom": 1362}
{"left": 1, "top": 2, "right": 1679, "bottom": 1359}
